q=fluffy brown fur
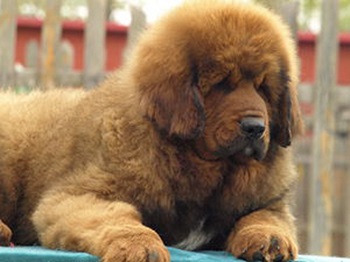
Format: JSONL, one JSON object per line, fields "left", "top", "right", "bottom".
{"left": 0, "top": 1, "right": 303, "bottom": 262}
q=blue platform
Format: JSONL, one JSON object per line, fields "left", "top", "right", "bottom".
{"left": 0, "top": 246, "right": 349, "bottom": 262}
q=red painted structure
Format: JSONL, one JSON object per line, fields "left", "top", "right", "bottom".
{"left": 15, "top": 18, "right": 350, "bottom": 85}
{"left": 16, "top": 18, "right": 128, "bottom": 71}
{"left": 298, "top": 32, "right": 350, "bottom": 85}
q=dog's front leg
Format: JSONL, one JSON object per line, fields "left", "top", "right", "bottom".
{"left": 32, "top": 192, "right": 170, "bottom": 262}
{"left": 226, "top": 202, "right": 298, "bottom": 262}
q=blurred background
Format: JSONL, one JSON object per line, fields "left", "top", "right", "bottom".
{"left": 0, "top": 0, "right": 349, "bottom": 258}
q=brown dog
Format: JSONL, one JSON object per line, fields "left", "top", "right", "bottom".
{"left": 0, "top": 1, "right": 303, "bottom": 262}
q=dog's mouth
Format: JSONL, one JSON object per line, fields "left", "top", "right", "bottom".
{"left": 192, "top": 136, "right": 268, "bottom": 163}
{"left": 228, "top": 145, "right": 266, "bottom": 165}
{"left": 215, "top": 137, "right": 267, "bottom": 162}
{"left": 241, "top": 144, "right": 265, "bottom": 160}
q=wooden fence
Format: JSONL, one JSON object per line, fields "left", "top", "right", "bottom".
{"left": 0, "top": 0, "right": 112, "bottom": 90}
{"left": 0, "top": 0, "right": 349, "bottom": 258}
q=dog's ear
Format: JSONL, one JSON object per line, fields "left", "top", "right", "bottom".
{"left": 126, "top": 15, "right": 207, "bottom": 139}
{"left": 275, "top": 81, "right": 303, "bottom": 147}
{"left": 135, "top": 55, "right": 205, "bottom": 139}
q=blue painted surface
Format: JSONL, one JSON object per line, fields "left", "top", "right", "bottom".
{"left": 0, "top": 246, "right": 349, "bottom": 262}
{"left": 0, "top": 246, "right": 98, "bottom": 262}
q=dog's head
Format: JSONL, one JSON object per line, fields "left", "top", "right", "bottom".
{"left": 129, "top": 1, "right": 303, "bottom": 162}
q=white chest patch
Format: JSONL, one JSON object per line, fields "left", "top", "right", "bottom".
{"left": 172, "top": 219, "right": 214, "bottom": 251}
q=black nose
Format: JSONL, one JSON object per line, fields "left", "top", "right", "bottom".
{"left": 240, "top": 117, "right": 265, "bottom": 139}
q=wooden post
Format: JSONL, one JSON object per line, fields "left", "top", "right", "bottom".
{"left": 40, "top": 0, "right": 62, "bottom": 90}
{"left": 83, "top": 0, "right": 107, "bottom": 89}
{"left": 309, "top": 0, "right": 339, "bottom": 256}
{"left": 0, "top": 0, "right": 17, "bottom": 88}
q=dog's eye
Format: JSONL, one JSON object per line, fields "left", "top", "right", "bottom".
{"left": 214, "top": 74, "right": 232, "bottom": 93}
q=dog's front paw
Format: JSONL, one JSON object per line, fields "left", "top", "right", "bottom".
{"left": 99, "top": 225, "right": 170, "bottom": 262}
{"left": 227, "top": 225, "right": 298, "bottom": 262}
{"left": 0, "top": 220, "right": 12, "bottom": 246}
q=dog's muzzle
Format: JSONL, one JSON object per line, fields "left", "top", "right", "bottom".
{"left": 196, "top": 117, "right": 268, "bottom": 162}
{"left": 239, "top": 117, "right": 266, "bottom": 160}
{"left": 214, "top": 117, "right": 267, "bottom": 161}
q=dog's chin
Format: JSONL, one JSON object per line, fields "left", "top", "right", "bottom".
{"left": 192, "top": 136, "right": 268, "bottom": 163}
{"left": 228, "top": 147, "right": 265, "bottom": 165}
{"left": 215, "top": 138, "right": 268, "bottom": 164}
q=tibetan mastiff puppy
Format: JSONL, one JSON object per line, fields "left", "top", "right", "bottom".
{"left": 0, "top": 1, "right": 303, "bottom": 262}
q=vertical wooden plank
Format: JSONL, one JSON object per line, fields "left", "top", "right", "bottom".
{"left": 83, "top": 0, "right": 107, "bottom": 89}
{"left": 309, "top": 0, "right": 339, "bottom": 256}
{"left": 346, "top": 118, "right": 350, "bottom": 257}
{"left": 57, "top": 40, "right": 75, "bottom": 86}
{"left": 40, "top": 0, "right": 62, "bottom": 90}
{"left": 58, "top": 40, "right": 74, "bottom": 71}
{"left": 339, "top": 111, "right": 350, "bottom": 257}
{"left": 122, "top": 4, "right": 146, "bottom": 62}
{"left": 277, "top": 1, "right": 299, "bottom": 40}
{"left": 25, "top": 40, "right": 39, "bottom": 68}
{"left": 258, "top": 1, "right": 299, "bottom": 41}
{"left": 0, "top": 0, "right": 17, "bottom": 88}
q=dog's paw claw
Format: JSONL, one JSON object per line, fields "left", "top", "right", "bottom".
{"left": 252, "top": 251, "right": 265, "bottom": 261}
{"left": 273, "top": 254, "right": 284, "bottom": 262}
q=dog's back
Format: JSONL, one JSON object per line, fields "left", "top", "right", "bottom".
{"left": 0, "top": 89, "right": 85, "bottom": 130}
